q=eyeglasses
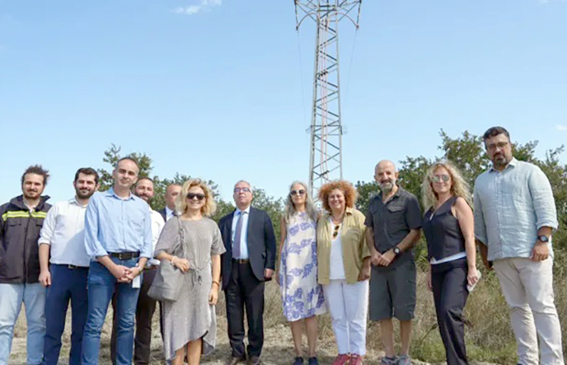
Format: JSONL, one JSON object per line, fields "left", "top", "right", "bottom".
{"left": 332, "top": 224, "right": 340, "bottom": 239}
{"left": 186, "top": 193, "right": 206, "bottom": 201}
{"left": 234, "top": 187, "right": 251, "bottom": 193}
{"left": 486, "top": 141, "right": 509, "bottom": 151}
{"left": 431, "top": 175, "right": 450, "bottom": 183}
{"left": 290, "top": 189, "right": 306, "bottom": 196}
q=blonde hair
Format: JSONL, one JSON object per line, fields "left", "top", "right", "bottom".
{"left": 283, "top": 181, "right": 318, "bottom": 223}
{"left": 421, "top": 161, "right": 472, "bottom": 212}
{"left": 175, "top": 178, "right": 217, "bottom": 217}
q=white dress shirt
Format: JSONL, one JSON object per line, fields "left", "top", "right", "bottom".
{"left": 148, "top": 208, "right": 165, "bottom": 266}
{"left": 231, "top": 206, "right": 251, "bottom": 259}
{"left": 38, "top": 197, "right": 91, "bottom": 267}
{"left": 165, "top": 206, "right": 176, "bottom": 221}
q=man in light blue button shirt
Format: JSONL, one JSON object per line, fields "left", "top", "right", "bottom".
{"left": 81, "top": 157, "right": 153, "bottom": 365}
{"left": 474, "top": 127, "right": 563, "bottom": 365}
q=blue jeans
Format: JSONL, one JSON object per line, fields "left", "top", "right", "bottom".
{"left": 81, "top": 258, "right": 141, "bottom": 365}
{"left": 0, "top": 283, "right": 46, "bottom": 365}
{"left": 42, "top": 265, "right": 89, "bottom": 365}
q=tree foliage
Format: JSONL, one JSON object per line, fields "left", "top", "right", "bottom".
{"left": 355, "top": 130, "right": 567, "bottom": 254}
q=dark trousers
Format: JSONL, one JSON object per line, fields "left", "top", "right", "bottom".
{"left": 225, "top": 261, "right": 265, "bottom": 358}
{"left": 111, "top": 268, "right": 162, "bottom": 365}
{"left": 431, "top": 258, "right": 469, "bottom": 365}
{"left": 42, "top": 264, "right": 89, "bottom": 365}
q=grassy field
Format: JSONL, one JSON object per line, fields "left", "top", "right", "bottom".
{"left": 9, "top": 264, "right": 567, "bottom": 365}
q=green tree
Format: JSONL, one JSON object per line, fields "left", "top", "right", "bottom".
{"left": 355, "top": 130, "right": 567, "bottom": 261}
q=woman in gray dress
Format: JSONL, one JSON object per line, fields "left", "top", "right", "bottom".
{"left": 155, "top": 179, "right": 225, "bottom": 365}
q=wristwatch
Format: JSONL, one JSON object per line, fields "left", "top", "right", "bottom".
{"left": 393, "top": 247, "right": 402, "bottom": 256}
{"left": 538, "top": 235, "right": 550, "bottom": 243}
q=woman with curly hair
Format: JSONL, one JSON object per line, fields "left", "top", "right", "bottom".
{"left": 317, "top": 180, "right": 371, "bottom": 365}
{"left": 154, "top": 179, "right": 226, "bottom": 365}
{"left": 421, "top": 161, "right": 480, "bottom": 365}
{"left": 277, "top": 181, "right": 326, "bottom": 365}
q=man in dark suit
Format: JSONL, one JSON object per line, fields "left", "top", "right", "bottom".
{"left": 158, "top": 183, "right": 181, "bottom": 222}
{"left": 219, "top": 180, "right": 277, "bottom": 365}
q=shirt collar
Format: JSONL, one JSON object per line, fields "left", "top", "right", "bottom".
{"left": 489, "top": 157, "right": 518, "bottom": 173}
{"left": 69, "top": 196, "right": 88, "bottom": 208}
{"left": 236, "top": 206, "right": 251, "bottom": 215}
{"left": 105, "top": 187, "right": 135, "bottom": 201}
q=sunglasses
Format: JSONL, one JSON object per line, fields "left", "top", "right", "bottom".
{"left": 290, "top": 189, "right": 306, "bottom": 196}
{"left": 186, "top": 193, "right": 206, "bottom": 201}
{"left": 234, "top": 187, "right": 251, "bottom": 193}
{"left": 431, "top": 175, "right": 450, "bottom": 183}
{"left": 332, "top": 224, "right": 340, "bottom": 239}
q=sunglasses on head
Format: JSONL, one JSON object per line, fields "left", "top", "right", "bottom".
{"left": 431, "top": 175, "right": 450, "bottom": 183}
{"left": 186, "top": 193, "right": 206, "bottom": 201}
{"left": 290, "top": 189, "right": 306, "bottom": 196}
{"left": 332, "top": 224, "right": 340, "bottom": 239}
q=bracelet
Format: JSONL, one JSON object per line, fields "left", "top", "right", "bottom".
{"left": 212, "top": 281, "right": 220, "bottom": 287}
{"left": 171, "top": 256, "right": 177, "bottom": 265}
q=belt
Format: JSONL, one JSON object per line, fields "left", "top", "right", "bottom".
{"left": 54, "top": 264, "right": 89, "bottom": 270}
{"left": 109, "top": 252, "right": 140, "bottom": 260}
{"left": 232, "top": 258, "right": 250, "bottom": 264}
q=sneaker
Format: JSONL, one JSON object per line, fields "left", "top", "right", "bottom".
{"left": 349, "top": 354, "right": 364, "bottom": 365}
{"left": 293, "top": 357, "right": 304, "bottom": 365}
{"left": 332, "top": 354, "right": 351, "bottom": 365}
{"left": 396, "top": 355, "right": 411, "bottom": 365}
{"left": 380, "top": 357, "right": 397, "bottom": 365}
{"left": 307, "top": 357, "right": 319, "bottom": 365}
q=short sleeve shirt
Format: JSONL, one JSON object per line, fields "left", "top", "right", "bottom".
{"left": 365, "top": 187, "right": 422, "bottom": 270}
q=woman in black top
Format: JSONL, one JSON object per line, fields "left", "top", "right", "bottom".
{"left": 421, "top": 161, "right": 479, "bottom": 365}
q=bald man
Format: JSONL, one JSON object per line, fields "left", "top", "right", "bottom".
{"left": 158, "top": 184, "right": 182, "bottom": 222}
{"left": 364, "top": 161, "right": 422, "bottom": 365}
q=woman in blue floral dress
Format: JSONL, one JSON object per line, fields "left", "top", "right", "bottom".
{"left": 277, "top": 181, "right": 326, "bottom": 365}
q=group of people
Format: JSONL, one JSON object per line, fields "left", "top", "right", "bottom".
{"left": 0, "top": 125, "right": 563, "bottom": 365}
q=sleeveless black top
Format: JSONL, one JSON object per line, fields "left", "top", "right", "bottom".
{"left": 422, "top": 196, "right": 466, "bottom": 261}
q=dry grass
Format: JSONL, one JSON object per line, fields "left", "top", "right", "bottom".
{"left": 9, "top": 264, "right": 567, "bottom": 365}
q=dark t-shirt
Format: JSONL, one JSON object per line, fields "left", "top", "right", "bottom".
{"left": 365, "top": 186, "right": 422, "bottom": 271}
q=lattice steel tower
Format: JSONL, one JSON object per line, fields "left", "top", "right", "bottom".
{"left": 295, "top": 0, "right": 362, "bottom": 196}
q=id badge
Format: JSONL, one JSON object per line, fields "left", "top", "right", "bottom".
{"left": 132, "top": 275, "right": 141, "bottom": 289}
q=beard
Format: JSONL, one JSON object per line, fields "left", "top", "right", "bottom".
{"left": 492, "top": 153, "right": 510, "bottom": 167}
{"left": 76, "top": 189, "right": 96, "bottom": 200}
{"left": 23, "top": 191, "right": 40, "bottom": 200}
{"left": 379, "top": 181, "right": 395, "bottom": 193}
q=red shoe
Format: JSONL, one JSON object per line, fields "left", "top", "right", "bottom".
{"left": 349, "top": 354, "right": 364, "bottom": 365}
{"left": 331, "top": 354, "right": 351, "bottom": 365}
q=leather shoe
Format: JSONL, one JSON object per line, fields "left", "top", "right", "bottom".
{"left": 248, "top": 356, "right": 262, "bottom": 365}
{"left": 227, "top": 356, "right": 246, "bottom": 365}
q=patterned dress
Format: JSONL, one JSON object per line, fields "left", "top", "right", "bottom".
{"left": 154, "top": 217, "right": 226, "bottom": 361}
{"left": 279, "top": 212, "right": 326, "bottom": 322}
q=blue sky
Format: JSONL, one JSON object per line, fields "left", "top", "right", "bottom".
{"left": 1, "top": 0, "right": 566, "bottom": 205}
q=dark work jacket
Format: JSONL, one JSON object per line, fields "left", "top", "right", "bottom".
{"left": 218, "top": 207, "right": 277, "bottom": 290}
{"left": 0, "top": 195, "right": 51, "bottom": 284}
{"left": 422, "top": 196, "right": 466, "bottom": 261}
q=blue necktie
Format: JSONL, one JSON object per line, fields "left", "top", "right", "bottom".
{"left": 233, "top": 211, "right": 246, "bottom": 258}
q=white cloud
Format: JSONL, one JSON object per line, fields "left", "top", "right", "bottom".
{"left": 556, "top": 125, "right": 567, "bottom": 131}
{"left": 173, "top": 0, "right": 222, "bottom": 15}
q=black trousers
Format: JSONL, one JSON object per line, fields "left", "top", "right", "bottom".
{"left": 110, "top": 268, "right": 163, "bottom": 365}
{"left": 431, "top": 258, "right": 469, "bottom": 365}
{"left": 225, "top": 261, "right": 265, "bottom": 358}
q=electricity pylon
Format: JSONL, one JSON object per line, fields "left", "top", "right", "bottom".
{"left": 295, "top": 0, "right": 362, "bottom": 197}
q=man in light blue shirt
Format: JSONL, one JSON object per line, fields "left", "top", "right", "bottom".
{"left": 474, "top": 127, "right": 563, "bottom": 365}
{"left": 81, "top": 157, "right": 153, "bottom": 365}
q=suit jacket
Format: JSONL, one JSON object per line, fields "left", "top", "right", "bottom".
{"left": 218, "top": 207, "right": 277, "bottom": 290}
{"left": 158, "top": 208, "right": 167, "bottom": 222}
